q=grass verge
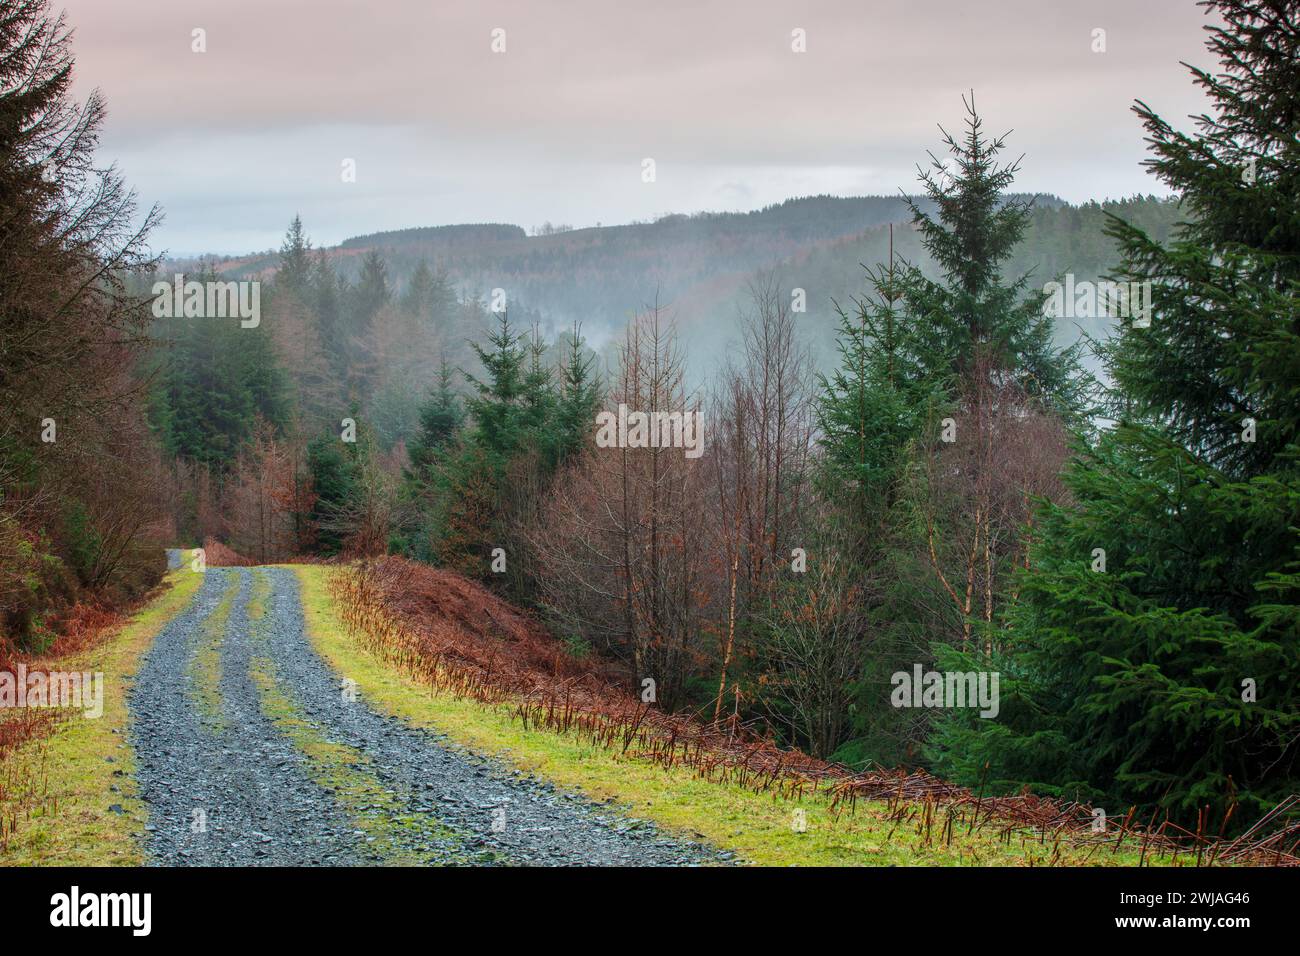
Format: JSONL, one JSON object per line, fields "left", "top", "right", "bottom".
{"left": 0, "top": 568, "right": 205, "bottom": 866}
{"left": 293, "top": 564, "right": 1174, "bottom": 867}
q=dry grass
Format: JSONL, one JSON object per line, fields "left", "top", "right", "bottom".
{"left": 0, "top": 568, "right": 205, "bottom": 864}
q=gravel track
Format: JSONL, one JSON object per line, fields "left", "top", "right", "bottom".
{"left": 128, "top": 561, "right": 726, "bottom": 866}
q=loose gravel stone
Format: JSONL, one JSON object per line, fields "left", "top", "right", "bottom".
{"left": 129, "top": 563, "right": 728, "bottom": 867}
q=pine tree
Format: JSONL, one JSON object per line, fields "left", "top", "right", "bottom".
{"left": 816, "top": 251, "right": 933, "bottom": 527}
{"left": 312, "top": 250, "right": 345, "bottom": 374}
{"left": 343, "top": 250, "right": 391, "bottom": 399}
{"left": 351, "top": 250, "right": 391, "bottom": 327}
{"left": 412, "top": 311, "right": 528, "bottom": 575}
{"left": 900, "top": 94, "right": 1085, "bottom": 414}
{"left": 520, "top": 324, "right": 558, "bottom": 460}
{"left": 305, "top": 431, "right": 359, "bottom": 556}
{"left": 463, "top": 310, "right": 528, "bottom": 460}
{"left": 428, "top": 264, "right": 458, "bottom": 326}
{"left": 402, "top": 259, "right": 436, "bottom": 318}
{"left": 431, "top": 444, "right": 500, "bottom": 578}
{"left": 816, "top": 102, "right": 1086, "bottom": 765}
{"left": 935, "top": 0, "right": 1300, "bottom": 826}
{"left": 813, "top": 254, "right": 937, "bottom": 765}
{"left": 401, "top": 259, "right": 456, "bottom": 326}
{"left": 152, "top": 267, "right": 288, "bottom": 469}
{"left": 277, "top": 215, "right": 313, "bottom": 295}
{"left": 419, "top": 311, "right": 582, "bottom": 587}
{"left": 407, "top": 356, "right": 464, "bottom": 480}
{"left": 553, "top": 323, "right": 602, "bottom": 464}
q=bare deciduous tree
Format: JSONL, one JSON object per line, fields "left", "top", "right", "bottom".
{"left": 707, "top": 276, "right": 815, "bottom": 720}
{"left": 531, "top": 301, "right": 707, "bottom": 709}
{"left": 910, "top": 354, "right": 1070, "bottom": 652}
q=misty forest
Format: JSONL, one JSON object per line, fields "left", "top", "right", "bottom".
{"left": 2, "top": 0, "right": 1298, "bottom": 866}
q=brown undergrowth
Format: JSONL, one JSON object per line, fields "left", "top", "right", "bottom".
{"left": 200, "top": 537, "right": 256, "bottom": 567}
{"left": 331, "top": 555, "right": 1300, "bottom": 866}
{"left": 1, "top": 598, "right": 131, "bottom": 850}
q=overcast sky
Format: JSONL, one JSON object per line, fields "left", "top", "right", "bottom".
{"left": 59, "top": 0, "right": 1218, "bottom": 255}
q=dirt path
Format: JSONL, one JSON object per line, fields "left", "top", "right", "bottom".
{"left": 128, "top": 562, "right": 723, "bottom": 866}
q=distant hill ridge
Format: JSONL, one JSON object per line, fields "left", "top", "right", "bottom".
{"left": 330, "top": 192, "right": 1067, "bottom": 253}
{"left": 180, "top": 191, "right": 1178, "bottom": 372}
{"left": 339, "top": 223, "right": 527, "bottom": 249}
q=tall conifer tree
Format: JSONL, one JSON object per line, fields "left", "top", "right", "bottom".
{"left": 934, "top": 0, "right": 1300, "bottom": 825}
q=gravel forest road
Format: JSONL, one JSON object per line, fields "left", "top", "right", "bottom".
{"left": 127, "top": 560, "right": 724, "bottom": 866}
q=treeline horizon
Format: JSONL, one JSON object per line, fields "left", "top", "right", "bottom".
{"left": 163, "top": 191, "right": 1185, "bottom": 377}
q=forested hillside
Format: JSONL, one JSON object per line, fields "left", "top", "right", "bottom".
{"left": 182, "top": 192, "right": 1182, "bottom": 373}
{"left": 2, "top": 0, "right": 1296, "bottom": 845}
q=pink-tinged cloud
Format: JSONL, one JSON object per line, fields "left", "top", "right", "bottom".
{"left": 58, "top": 0, "right": 1216, "bottom": 253}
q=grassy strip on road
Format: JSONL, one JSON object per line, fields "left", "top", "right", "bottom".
{"left": 294, "top": 564, "right": 1173, "bottom": 867}
{"left": 0, "top": 568, "right": 205, "bottom": 866}
{"left": 245, "top": 570, "right": 476, "bottom": 865}
{"left": 186, "top": 572, "right": 240, "bottom": 734}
